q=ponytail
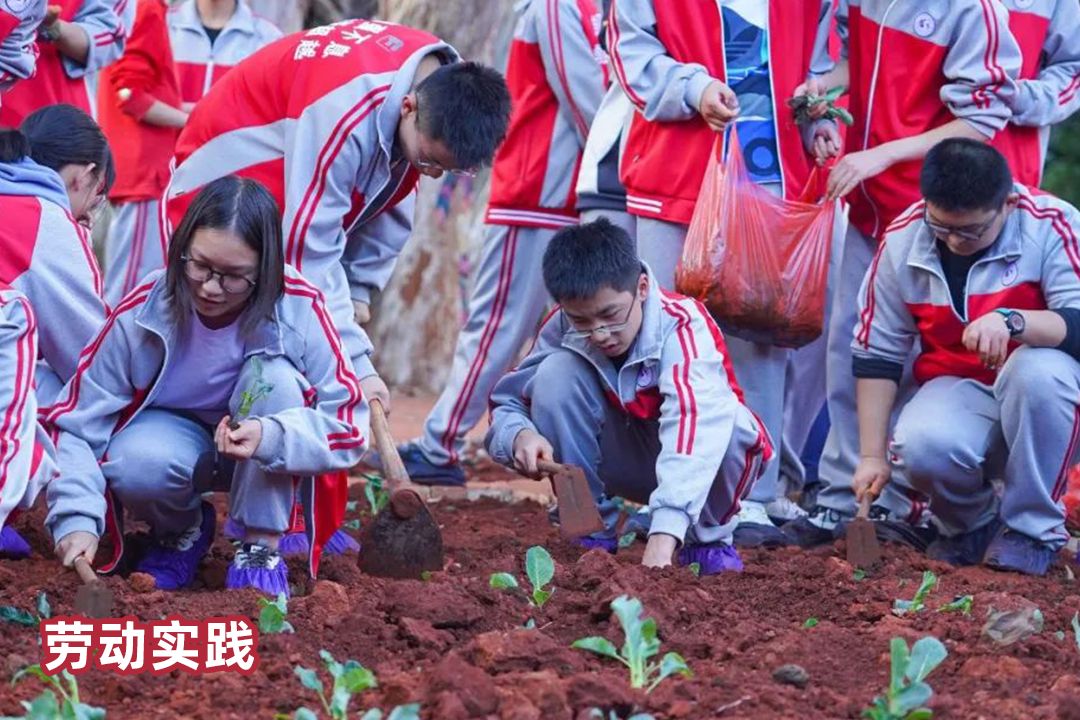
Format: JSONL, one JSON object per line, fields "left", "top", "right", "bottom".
{"left": 0, "top": 128, "right": 30, "bottom": 163}
{"left": 19, "top": 104, "right": 116, "bottom": 194}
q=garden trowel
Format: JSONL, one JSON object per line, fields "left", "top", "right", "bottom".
{"left": 357, "top": 400, "right": 444, "bottom": 579}
{"left": 846, "top": 493, "right": 882, "bottom": 569}
{"left": 537, "top": 460, "right": 604, "bottom": 539}
{"left": 73, "top": 557, "right": 114, "bottom": 618}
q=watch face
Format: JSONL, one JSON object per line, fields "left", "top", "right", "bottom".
{"left": 1007, "top": 312, "right": 1025, "bottom": 336}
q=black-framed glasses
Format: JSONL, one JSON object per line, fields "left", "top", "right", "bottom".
{"left": 923, "top": 207, "right": 1001, "bottom": 244}
{"left": 180, "top": 256, "right": 257, "bottom": 295}
{"left": 565, "top": 301, "right": 638, "bottom": 340}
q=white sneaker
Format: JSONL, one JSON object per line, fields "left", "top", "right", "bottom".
{"left": 734, "top": 500, "right": 776, "bottom": 527}
{"left": 766, "top": 496, "right": 809, "bottom": 522}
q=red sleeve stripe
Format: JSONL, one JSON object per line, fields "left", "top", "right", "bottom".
{"left": 65, "top": 211, "right": 105, "bottom": 301}
{"left": 0, "top": 296, "right": 37, "bottom": 493}
{"left": 884, "top": 200, "right": 926, "bottom": 235}
{"left": 1059, "top": 74, "right": 1080, "bottom": 105}
{"left": 546, "top": 0, "right": 590, "bottom": 139}
{"left": 1016, "top": 196, "right": 1080, "bottom": 280}
{"left": 660, "top": 298, "right": 700, "bottom": 456}
{"left": 281, "top": 276, "right": 364, "bottom": 450}
{"left": 606, "top": 1, "right": 646, "bottom": 111}
{"left": 855, "top": 237, "right": 890, "bottom": 349}
{"left": 44, "top": 283, "right": 155, "bottom": 425}
{"left": 974, "top": 0, "right": 1006, "bottom": 110}
{"left": 284, "top": 86, "right": 388, "bottom": 271}
{"left": 719, "top": 432, "right": 767, "bottom": 525}
{"left": 94, "top": 29, "right": 124, "bottom": 47}
{"left": 1053, "top": 401, "right": 1080, "bottom": 501}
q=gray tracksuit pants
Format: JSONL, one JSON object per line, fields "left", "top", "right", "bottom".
{"left": 891, "top": 347, "right": 1080, "bottom": 548}
{"left": 101, "top": 356, "right": 303, "bottom": 540}
{"left": 105, "top": 199, "right": 167, "bottom": 306}
{"left": 530, "top": 349, "right": 763, "bottom": 545}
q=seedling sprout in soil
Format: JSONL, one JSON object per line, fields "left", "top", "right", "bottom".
{"left": 937, "top": 596, "right": 974, "bottom": 616}
{"left": 0, "top": 592, "right": 50, "bottom": 628}
{"left": 1072, "top": 612, "right": 1080, "bottom": 652}
{"left": 572, "top": 595, "right": 692, "bottom": 693}
{"left": 230, "top": 357, "right": 274, "bottom": 429}
{"left": 277, "top": 650, "right": 377, "bottom": 720}
{"left": 863, "top": 636, "right": 948, "bottom": 720}
{"left": 362, "top": 474, "right": 390, "bottom": 516}
{"left": 258, "top": 592, "right": 294, "bottom": 634}
{"left": 688, "top": 562, "right": 701, "bottom": 577}
{"left": 5, "top": 665, "right": 105, "bottom": 720}
{"left": 893, "top": 571, "right": 937, "bottom": 616}
{"left": 489, "top": 545, "right": 556, "bottom": 607}
{"left": 803, "top": 617, "right": 819, "bottom": 629}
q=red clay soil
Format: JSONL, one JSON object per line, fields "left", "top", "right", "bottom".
{"left": 1, "top": 468, "right": 1079, "bottom": 719}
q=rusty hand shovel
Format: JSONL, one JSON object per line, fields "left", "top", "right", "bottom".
{"left": 73, "top": 557, "right": 114, "bottom": 619}
{"left": 357, "top": 399, "right": 444, "bottom": 579}
{"left": 536, "top": 460, "right": 605, "bottom": 539}
{"left": 846, "top": 491, "right": 882, "bottom": 570}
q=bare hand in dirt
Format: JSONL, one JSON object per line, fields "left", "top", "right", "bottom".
{"left": 697, "top": 79, "right": 739, "bottom": 132}
{"left": 810, "top": 121, "right": 843, "bottom": 165}
{"left": 55, "top": 530, "right": 98, "bottom": 568}
{"left": 353, "top": 299, "right": 371, "bottom": 325}
{"left": 216, "top": 416, "right": 263, "bottom": 460}
{"left": 962, "top": 311, "right": 1010, "bottom": 370}
{"left": 642, "top": 533, "right": 677, "bottom": 569}
{"left": 852, "top": 456, "right": 890, "bottom": 503}
{"left": 361, "top": 375, "right": 390, "bottom": 415}
{"left": 792, "top": 77, "right": 830, "bottom": 120}
{"left": 512, "top": 429, "right": 554, "bottom": 478}
{"left": 826, "top": 148, "right": 892, "bottom": 202}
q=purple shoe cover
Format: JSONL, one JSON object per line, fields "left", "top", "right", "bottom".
{"left": 575, "top": 536, "right": 618, "bottom": 554}
{"left": 0, "top": 526, "right": 31, "bottom": 558}
{"left": 678, "top": 542, "right": 744, "bottom": 575}
{"left": 279, "top": 529, "right": 360, "bottom": 556}
{"left": 227, "top": 543, "right": 290, "bottom": 597}
{"left": 136, "top": 503, "right": 216, "bottom": 590}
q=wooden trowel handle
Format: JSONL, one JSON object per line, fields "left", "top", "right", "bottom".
{"left": 369, "top": 399, "right": 408, "bottom": 488}
{"left": 74, "top": 556, "right": 98, "bottom": 585}
{"left": 536, "top": 460, "right": 566, "bottom": 476}
{"left": 857, "top": 492, "right": 873, "bottom": 520}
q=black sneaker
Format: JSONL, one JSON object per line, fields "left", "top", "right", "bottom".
{"left": 780, "top": 507, "right": 845, "bottom": 548}
{"left": 865, "top": 506, "right": 937, "bottom": 552}
{"left": 983, "top": 529, "right": 1058, "bottom": 577}
{"left": 926, "top": 520, "right": 1001, "bottom": 566}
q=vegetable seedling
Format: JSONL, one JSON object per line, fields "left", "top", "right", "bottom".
{"left": 277, "top": 651, "right": 377, "bottom": 720}
{"left": 7, "top": 664, "right": 105, "bottom": 719}
{"left": 788, "top": 85, "right": 854, "bottom": 126}
{"left": 1072, "top": 612, "right": 1080, "bottom": 653}
{"left": 362, "top": 474, "right": 390, "bottom": 516}
{"left": 892, "top": 571, "right": 938, "bottom": 616}
{"left": 587, "top": 710, "right": 655, "bottom": 720}
{"left": 0, "top": 592, "right": 51, "bottom": 628}
{"left": 572, "top": 595, "right": 692, "bottom": 693}
{"left": 688, "top": 562, "right": 701, "bottom": 577}
{"left": 803, "top": 617, "right": 819, "bottom": 629}
{"left": 230, "top": 357, "right": 274, "bottom": 429}
{"left": 862, "top": 636, "right": 948, "bottom": 720}
{"left": 359, "top": 705, "right": 422, "bottom": 720}
{"left": 854, "top": 569, "right": 868, "bottom": 582}
{"left": 937, "top": 596, "right": 973, "bottom": 616}
{"left": 488, "top": 546, "right": 556, "bottom": 607}
{"left": 257, "top": 592, "right": 294, "bottom": 634}
{"left": 618, "top": 531, "right": 637, "bottom": 549}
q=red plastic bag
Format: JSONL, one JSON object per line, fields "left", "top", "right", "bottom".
{"left": 676, "top": 128, "right": 836, "bottom": 348}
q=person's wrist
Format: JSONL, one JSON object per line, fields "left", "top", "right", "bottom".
{"left": 39, "top": 20, "right": 62, "bottom": 42}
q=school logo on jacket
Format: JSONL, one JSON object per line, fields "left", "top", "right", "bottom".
{"left": 3, "top": 0, "right": 30, "bottom": 13}
{"left": 913, "top": 13, "right": 936, "bottom": 37}
{"left": 1012, "top": 0, "right": 1034, "bottom": 8}
{"left": 636, "top": 363, "right": 657, "bottom": 389}
{"left": 1002, "top": 261, "right": 1019, "bottom": 287}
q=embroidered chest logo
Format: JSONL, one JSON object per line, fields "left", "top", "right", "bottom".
{"left": 913, "top": 12, "right": 937, "bottom": 38}
{"left": 636, "top": 364, "right": 657, "bottom": 389}
{"left": 1013, "top": 0, "right": 1034, "bottom": 9}
{"left": 3, "top": 0, "right": 30, "bottom": 13}
{"left": 1001, "top": 261, "right": 1019, "bottom": 287}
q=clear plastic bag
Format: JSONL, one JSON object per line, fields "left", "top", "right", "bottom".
{"left": 676, "top": 127, "right": 836, "bottom": 348}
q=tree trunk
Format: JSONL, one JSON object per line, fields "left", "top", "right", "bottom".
{"left": 366, "top": 1, "right": 516, "bottom": 392}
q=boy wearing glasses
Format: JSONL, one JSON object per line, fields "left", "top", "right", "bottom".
{"left": 398, "top": 0, "right": 606, "bottom": 486}
{"left": 165, "top": 18, "right": 511, "bottom": 410}
{"left": 486, "top": 219, "right": 772, "bottom": 574}
{"left": 851, "top": 139, "right": 1080, "bottom": 576}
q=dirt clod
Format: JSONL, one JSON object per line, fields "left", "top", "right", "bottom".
{"left": 772, "top": 664, "right": 810, "bottom": 688}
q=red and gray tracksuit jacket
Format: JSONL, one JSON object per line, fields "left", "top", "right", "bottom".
{"left": 992, "top": 0, "right": 1080, "bottom": 187}
{"left": 166, "top": 20, "right": 456, "bottom": 317}
{"left": 0, "top": 282, "right": 56, "bottom": 529}
{"left": 0, "top": 0, "right": 45, "bottom": 93}
{"left": 853, "top": 185, "right": 1080, "bottom": 387}
{"left": 0, "top": 0, "right": 133, "bottom": 125}
{"left": 44, "top": 267, "right": 367, "bottom": 568}
{"left": 97, "top": 0, "right": 182, "bottom": 204}
{"left": 0, "top": 158, "right": 107, "bottom": 392}
{"left": 607, "top": 0, "right": 834, "bottom": 225}
{"left": 166, "top": 0, "right": 282, "bottom": 106}
{"left": 485, "top": 0, "right": 606, "bottom": 229}
{"left": 487, "top": 267, "right": 772, "bottom": 540}
{"left": 832, "top": 0, "right": 1021, "bottom": 239}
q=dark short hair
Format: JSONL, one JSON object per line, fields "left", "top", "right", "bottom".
{"left": 415, "top": 61, "right": 511, "bottom": 169}
{"left": 0, "top": 104, "right": 115, "bottom": 193}
{"left": 920, "top": 138, "right": 1012, "bottom": 212}
{"left": 166, "top": 176, "right": 284, "bottom": 336}
{"left": 543, "top": 218, "right": 642, "bottom": 302}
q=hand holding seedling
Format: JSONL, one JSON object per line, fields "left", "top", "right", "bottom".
{"left": 512, "top": 429, "right": 555, "bottom": 478}
{"left": 697, "top": 79, "right": 739, "bottom": 132}
{"left": 54, "top": 530, "right": 98, "bottom": 568}
{"left": 216, "top": 416, "right": 263, "bottom": 460}
{"left": 641, "top": 533, "right": 677, "bottom": 569}
{"left": 962, "top": 311, "right": 1010, "bottom": 370}
{"left": 853, "top": 456, "right": 890, "bottom": 503}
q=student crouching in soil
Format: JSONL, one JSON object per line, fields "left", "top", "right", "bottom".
{"left": 45, "top": 175, "right": 368, "bottom": 596}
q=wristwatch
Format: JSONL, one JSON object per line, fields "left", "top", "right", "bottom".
{"left": 38, "top": 21, "right": 61, "bottom": 43}
{"left": 995, "top": 308, "right": 1026, "bottom": 337}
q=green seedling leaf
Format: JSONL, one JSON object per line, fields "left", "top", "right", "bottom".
{"left": 688, "top": 562, "right": 701, "bottom": 577}
{"left": 385, "top": 705, "right": 422, "bottom": 720}
{"left": 571, "top": 636, "right": 622, "bottom": 661}
{"left": 647, "top": 652, "right": 692, "bottom": 693}
{"left": 937, "top": 595, "right": 973, "bottom": 615}
{"left": 420, "top": 571, "right": 432, "bottom": 582}
{"left": 489, "top": 573, "right": 519, "bottom": 590}
{"left": 35, "top": 593, "right": 51, "bottom": 621}
{"left": 905, "top": 637, "right": 947, "bottom": 684}
{"left": 343, "top": 518, "right": 361, "bottom": 531}
{"left": 363, "top": 474, "right": 389, "bottom": 515}
{"left": 359, "top": 712, "right": 383, "bottom": 720}
{"left": 293, "top": 710, "right": 319, "bottom": 720}
{"left": 294, "top": 666, "right": 324, "bottom": 694}
{"left": 0, "top": 605, "right": 37, "bottom": 627}
{"left": 524, "top": 618, "right": 536, "bottom": 629}
{"left": 892, "top": 681, "right": 933, "bottom": 715}
{"left": 20, "top": 690, "right": 61, "bottom": 720}
{"left": 618, "top": 532, "right": 637, "bottom": 549}
{"left": 346, "top": 500, "right": 359, "bottom": 513}
{"left": 532, "top": 589, "right": 553, "bottom": 607}
{"left": 524, "top": 546, "right": 555, "bottom": 603}
{"left": 854, "top": 568, "right": 867, "bottom": 581}
{"left": 803, "top": 617, "right": 819, "bottom": 629}
{"left": 258, "top": 593, "right": 294, "bottom": 634}
{"left": 864, "top": 636, "right": 947, "bottom": 720}
{"left": 340, "top": 662, "right": 377, "bottom": 694}
{"left": 1056, "top": 630, "right": 1066, "bottom": 641}
{"left": 892, "top": 571, "right": 937, "bottom": 616}
{"left": 235, "top": 357, "right": 274, "bottom": 421}
{"left": 1072, "top": 612, "right": 1080, "bottom": 652}
{"left": 319, "top": 650, "right": 343, "bottom": 680}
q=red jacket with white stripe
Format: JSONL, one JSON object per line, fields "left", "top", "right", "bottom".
{"left": 167, "top": 20, "right": 454, "bottom": 306}
{"left": 607, "top": 0, "right": 833, "bottom": 225}
{"left": 97, "top": 0, "right": 182, "bottom": 203}
{"left": 992, "top": 0, "right": 1080, "bottom": 188}
{"left": 0, "top": 0, "right": 45, "bottom": 93}
{"left": 853, "top": 186, "right": 1080, "bottom": 386}
{"left": 166, "top": 0, "right": 281, "bottom": 106}
{"left": 487, "top": 266, "right": 772, "bottom": 542}
{"left": 0, "top": 282, "right": 56, "bottom": 529}
{"left": 485, "top": 0, "right": 606, "bottom": 229}
{"left": 44, "top": 267, "right": 367, "bottom": 552}
{"left": 834, "top": 0, "right": 1021, "bottom": 239}
{"left": 0, "top": 0, "right": 132, "bottom": 126}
